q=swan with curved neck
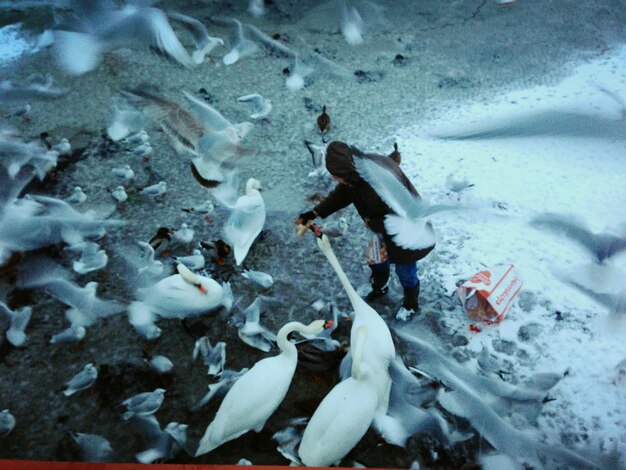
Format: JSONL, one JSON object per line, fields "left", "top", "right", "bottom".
{"left": 195, "top": 319, "right": 330, "bottom": 456}
{"left": 299, "top": 325, "right": 378, "bottom": 467}
{"left": 138, "top": 263, "right": 231, "bottom": 319}
{"left": 316, "top": 234, "right": 395, "bottom": 413}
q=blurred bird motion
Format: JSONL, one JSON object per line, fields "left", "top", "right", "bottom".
{"left": 51, "top": 0, "right": 194, "bottom": 75}
{"left": 166, "top": 11, "right": 224, "bottom": 65}
{"left": 220, "top": 17, "right": 261, "bottom": 66}
{"left": 237, "top": 93, "right": 272, "bottom": 121}
{"left": 0, "top": 73, "right": 68, "bottom": 104}
{"left": 530, "top": 213, "right": 626, "bottom": 264}
{"left": 304, "top": 140, "right": 329, "bottom": 179}
{"left": 340, "top": 1, "right": 365, "bottom": 45}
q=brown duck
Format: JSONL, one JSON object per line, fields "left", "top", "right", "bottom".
{"left": 316, "top": 105, "right": 331, "bottom": 142}
{"left": 200, "top": 240, "right": 232, "bottom": 265}
{"left": 149, "top": 227, "right": 174, "bottom": 251}
{"left": 388, "top": 142, "right": 401, "bottom": 164}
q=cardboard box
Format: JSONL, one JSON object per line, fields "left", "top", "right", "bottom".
{"left": 457, "top": 264, "right": 523, "bottom": 323}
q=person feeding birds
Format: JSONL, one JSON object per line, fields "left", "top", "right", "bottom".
{"left": 296, "top": 141, "right": 435, "bottom": 320}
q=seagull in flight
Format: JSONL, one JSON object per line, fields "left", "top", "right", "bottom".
{"left": 530, "top": 213, "right": 626, "bottom": 264}
{"left": 354, "top": 156, "right": 459, "bottom": 250}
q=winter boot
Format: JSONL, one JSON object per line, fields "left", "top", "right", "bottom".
{"left": 396, "top": 283, "right": 420, "bottom": 321}
{"left": 365, "top": 265, "right": 390, "bottom": 302}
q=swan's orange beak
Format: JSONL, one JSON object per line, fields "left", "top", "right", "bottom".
{"left": 195, "top": 283, "right": 208, "bottom": 294}
{"left": 323, "top": 320, "right": 334, "bottom": 329}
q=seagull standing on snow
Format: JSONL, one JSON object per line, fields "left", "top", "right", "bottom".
{"left": 445, "top": 173, "right": 475, "bottom": 199}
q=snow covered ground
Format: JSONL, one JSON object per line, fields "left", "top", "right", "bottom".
{"left": 394, "top": 44, "right": 626, "bottom": 462}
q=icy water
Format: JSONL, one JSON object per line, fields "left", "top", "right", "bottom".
{"left": 1, "top": 0, "right": 624, "bottom": 467}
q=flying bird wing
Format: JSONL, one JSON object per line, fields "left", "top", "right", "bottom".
{"left": 166, "top": 11, "right": 211, "bottom": 47}
{"left": 353, "top": 156, "right": 414, "bottom": 218}
{"left": 18, "top": 256, "right": 124, "bottom": 317}
{"left": 99, "top": 7, "right": 193, "bottom": 67}
{"left": 183, "top": 91, "right": 232, "bottom": 131}
{"left": 122, "top": 88, "right": 205, "bottom": 155}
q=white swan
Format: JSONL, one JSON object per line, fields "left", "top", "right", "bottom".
{"left": 223, "top": 178, "right": 265, "bottom": 266}
{"left": 138, "top": 264, "right": 232, "bottom": 319}
{"left": 298, "top": 325, "right": 378, "bottom": 467}
{"left": 195, "top": 319, "right": 329, "bottom": 456}
{"left": 316, "top": 234, "right": 395, "bottom": 413}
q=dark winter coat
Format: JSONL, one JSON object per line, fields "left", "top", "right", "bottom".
{"left": 313, "top": 141, "right": 435, "bottom": 264}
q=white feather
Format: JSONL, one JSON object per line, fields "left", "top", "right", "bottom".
{"left": 384, "top": 216, "right": 436, "bottom": 250}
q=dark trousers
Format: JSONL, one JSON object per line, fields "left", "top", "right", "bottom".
{"left": 370, "top": 259, "right": 419, "bottom": 288}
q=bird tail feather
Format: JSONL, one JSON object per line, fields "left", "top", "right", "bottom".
{"left": 384, "top": 215, "right": 436, "bottom": 250}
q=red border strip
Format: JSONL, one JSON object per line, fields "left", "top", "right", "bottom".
{"left": 0, "top": 462, "right": 398, "bottom": 470}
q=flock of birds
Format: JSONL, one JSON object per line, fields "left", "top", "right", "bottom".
{"left": 1, "top": 0, "right": 624, "bottom": 468}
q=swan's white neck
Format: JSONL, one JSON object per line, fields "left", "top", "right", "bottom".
{"left": 352, "top": 326, "right": 368, "bottom": 379}
{"left": 318, "top": 239, "right": 365, "bottom": 311}
{"left": 276, "top": 321, "right": 319, "bottom": 356}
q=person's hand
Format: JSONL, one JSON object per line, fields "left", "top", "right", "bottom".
{"left": 296, "top": 210, "right": 316, "bottom": 226}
